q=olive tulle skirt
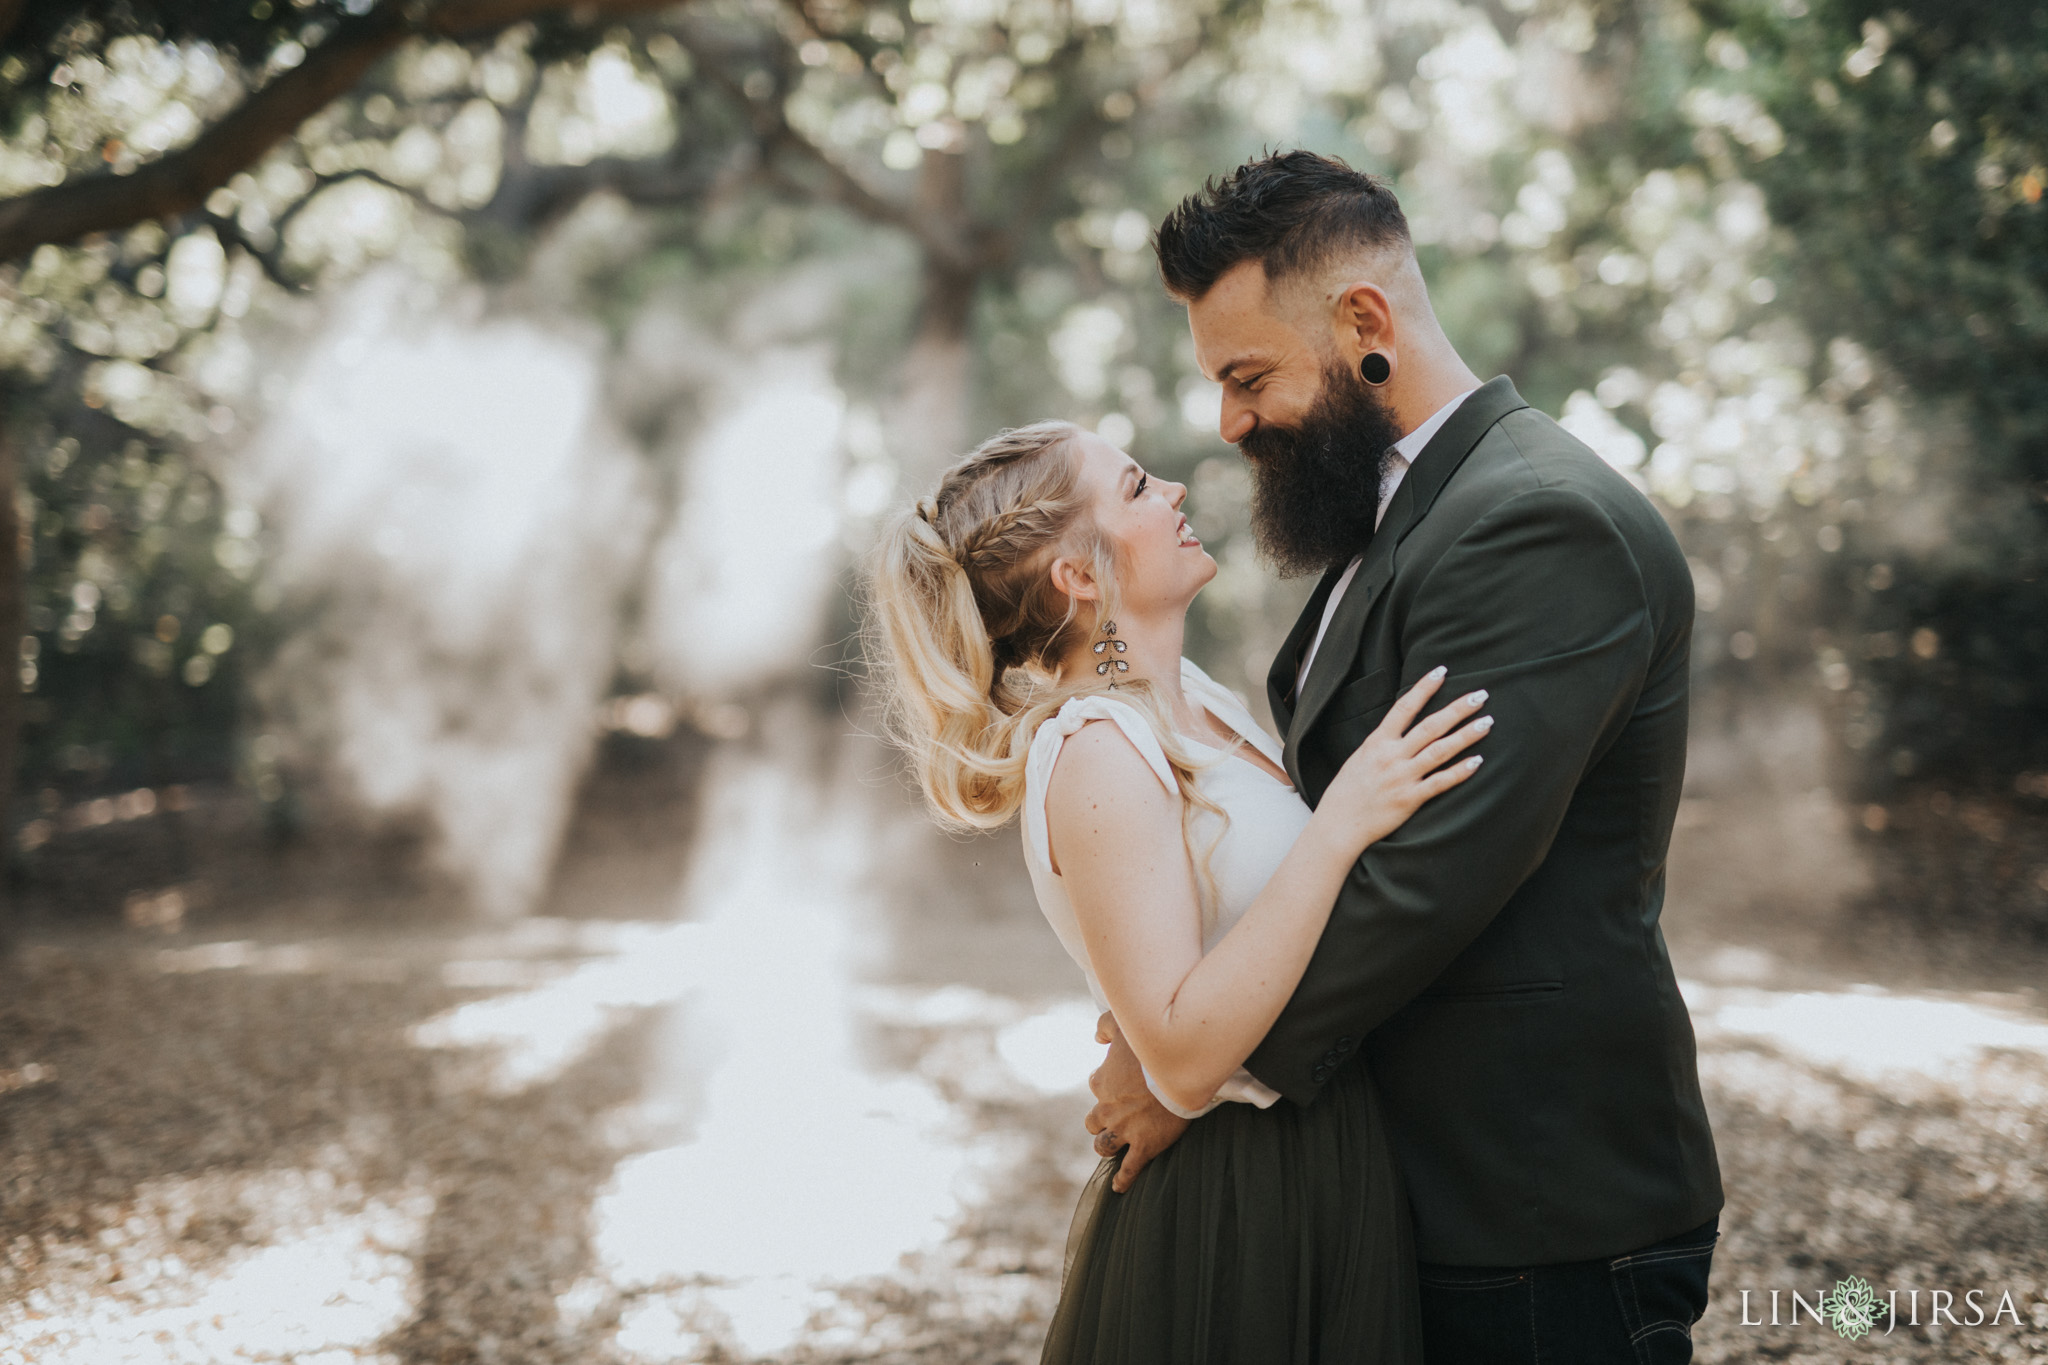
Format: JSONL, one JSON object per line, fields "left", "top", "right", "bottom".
{"left": 1040, "top": 1060, "right": 1422, "bottom": 1365}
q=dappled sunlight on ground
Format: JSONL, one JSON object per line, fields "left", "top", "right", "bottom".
{"left": 0, "top": 1149, "right": 432, "bottom": 1365}
{"left": 394, "top": 737, "right": 1102, "bottom": 1360}
{"left": 1681, "top": 977, "right": 2048, "bottom": 1362}
{"left": 1688, "top": 979, "right": 2048, "bottom": 1103}
{"left": 409, "top": 919, "right": 701, "bottom": 1094}
{"left": 575, "top": 749, "right": 999, "bottom": 1358}
{"left": 5, "top": 762, "right": 2047, "bottom": 1362}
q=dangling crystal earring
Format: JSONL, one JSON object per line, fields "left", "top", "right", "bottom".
{"left": 1094, "top": 619, "right": 1129, "bottom": 687}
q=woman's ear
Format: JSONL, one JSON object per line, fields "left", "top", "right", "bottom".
{"left": 1047, "top": 554, "right": 1099, "bottom": 604}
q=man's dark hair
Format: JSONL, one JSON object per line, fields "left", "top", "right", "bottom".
{"left": 1154, "top": 150, "right": 1410, "bottom": 302}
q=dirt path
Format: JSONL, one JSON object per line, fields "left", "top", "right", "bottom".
{"left": 1661, "top": 715, "right": 2048, "bottom": 1364}
{"left": 2, "top": 716, "right": 2045, "bottom": 1364}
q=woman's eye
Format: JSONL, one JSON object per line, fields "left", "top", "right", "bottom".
{"left": 1134, "top": 475, "right": 1148, "bottom": 497}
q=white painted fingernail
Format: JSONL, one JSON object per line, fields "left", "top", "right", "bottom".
{"left": 1468, "top": 755, "right": 1484, "bottom": 768}
{"left": 1467, "top": 689, "right": 1488, "bottom": 706}
{"left": 1474, "top": 715, "right": 1494, "bottom": 730}
{"left": 1427, "top": 665, "right": 1447, "bottom": 681}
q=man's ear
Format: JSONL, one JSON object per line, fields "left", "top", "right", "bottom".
{"left": 1047, "top": 554, "right": 1099, "bottom": 604}
{"left": 1334, "top": 281, "right": 1395, "bottom": 361}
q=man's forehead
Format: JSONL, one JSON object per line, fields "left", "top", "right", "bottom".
{"left": 1188, "top": 260, "right": 1292, "bottom": 381}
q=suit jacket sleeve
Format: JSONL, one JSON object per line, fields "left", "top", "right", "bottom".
{"left": 1243, "top": 485, "right": 1657, "bottom": 1103}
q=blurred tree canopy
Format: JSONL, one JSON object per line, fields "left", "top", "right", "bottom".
{"left": 0, "top": 0, "right": 1271, "bottom": 901}
{"left": 1687, "top": 0, "right": 2048, "bottom": 797}
{"left": 1, "top": 0, "right": 2044, "bottom": 926}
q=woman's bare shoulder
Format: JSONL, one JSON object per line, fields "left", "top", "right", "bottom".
{"left": 1042, "top": 718, "right": 1184, "bottom": 876}
{"left": 1045, "top": 717, "right": 1175, "bottom": 807}
{"left": 1042, "top": 717, "right": 1181, "bottom": 863}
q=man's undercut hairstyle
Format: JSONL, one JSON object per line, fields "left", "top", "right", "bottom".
{"left": 1154, "top": 150, "right": 1410, "bottom": 302}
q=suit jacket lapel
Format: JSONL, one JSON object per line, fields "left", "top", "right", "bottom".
{"left": 1284, "top": 376, "right": 1531, "bottom": 755}
{"left": 1266, "top": 563, "right": 1345, "bottom": 738}
{"left": 1287, "top": 496, "right": 1404, "bottom": 756}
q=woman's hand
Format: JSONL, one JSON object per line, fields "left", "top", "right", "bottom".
{"left": 1318, "top": 666, "right": 1491, "bottom": 852}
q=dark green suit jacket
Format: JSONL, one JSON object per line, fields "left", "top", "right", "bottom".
{"left": 1242, "top": 377, "right": 1723, "bottom": 1266}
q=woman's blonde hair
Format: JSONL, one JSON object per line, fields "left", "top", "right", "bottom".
{"left": 865, "top": 422, "right": 1228, "bottom": 917}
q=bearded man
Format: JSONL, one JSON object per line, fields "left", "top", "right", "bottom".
{"left": 1082, "top": 150, "right": 1725, "bottom": 1365}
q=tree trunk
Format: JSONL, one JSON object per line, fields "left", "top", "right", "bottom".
{"left": 0, "top": 386, "right": 21, "bottom": 954}
{"left": 892, "top": 147, "right": 977, "bottom": 481}
{"left": 895, "top": 261, "right": 976, "bottom": 479}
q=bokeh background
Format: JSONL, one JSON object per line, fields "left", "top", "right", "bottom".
{"left": 1, "top": 0, "right": 2045, "bottom": 1361}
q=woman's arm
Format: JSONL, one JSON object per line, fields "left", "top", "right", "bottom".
{"left": 1045, "top": 670, "right": 1491, "bottom": 1113}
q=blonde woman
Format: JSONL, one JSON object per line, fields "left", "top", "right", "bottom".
{"left": 868, "top": 420, "right": 1492, "bottom": 1362}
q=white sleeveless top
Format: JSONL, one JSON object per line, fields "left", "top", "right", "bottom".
{"left": 1021, "top": 657, "right": 1312, "bottom": 1118}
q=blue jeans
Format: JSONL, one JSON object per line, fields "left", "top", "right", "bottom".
{"left": 1417, "top": 1217, "right": 1718, "bottom": 1365}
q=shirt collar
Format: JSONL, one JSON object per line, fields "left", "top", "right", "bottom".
{"left": 1387, "top": 385, "right": 1481, "bottom": 469}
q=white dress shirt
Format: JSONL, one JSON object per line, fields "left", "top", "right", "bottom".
{"left": 1294, "top": 387, "right": 1479, "bottom": 697}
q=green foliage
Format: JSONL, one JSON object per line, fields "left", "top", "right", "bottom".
{"left": 1706, "top": 0, "right": 2048, "bottom": 483}
{"left": 13, "top": 409, "right": 259, "bottom": 798}
{"left": 1694, "top": 0, "right": 2048, "bottom": 790}
{"left": 0, "top": 0, "right": 1289, "bottom": 801}
{"left": 1854, "top": 571, "right": 2048, "bottom": 784}
{"left": 7, "top": 0, "right": 2046, "bottom": 852}
{"left": 1, "top": 218, "right": 267, "bottom": 800}
{"left": 3, "top": 2, "right": 362, "bottom": 88}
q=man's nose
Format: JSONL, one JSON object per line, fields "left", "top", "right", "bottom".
{"left": 1219, "top": 392, "right": 1256, "bottom": 445}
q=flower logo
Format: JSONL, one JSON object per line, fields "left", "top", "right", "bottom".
{"left": 1820, "top": 1275, "right": 1881, "bottom": 1341}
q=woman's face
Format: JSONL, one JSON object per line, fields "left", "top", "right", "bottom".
{"left": 1067, "top": 430, "right": 1216, "bottom": 615}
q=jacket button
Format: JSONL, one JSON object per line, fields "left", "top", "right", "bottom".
{"left": 1337, "top": 1035, "right": 1358, "bottom": 1050}
{"left": 1312, "top": 1064, "right": 1331, "bottom": 1082}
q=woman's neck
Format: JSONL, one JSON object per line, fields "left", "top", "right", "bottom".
{"left": 1060, "top": 607, "right": 1196, "bottom": 724}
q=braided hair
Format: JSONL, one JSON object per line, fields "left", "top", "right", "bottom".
{"left": 867, "top": 422, "right": 1230, "bottom": 925}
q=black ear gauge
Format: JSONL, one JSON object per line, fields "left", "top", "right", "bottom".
{"left": 1359, "top": 351, "right": 1393, "bottom": 385}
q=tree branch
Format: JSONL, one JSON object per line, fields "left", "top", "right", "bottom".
{"left": 766, "top": 125, "right": 970, "bottom": 265}
{"left": 208, "top": 214, "right": 300, "bottom": 292}
{"left": 428, "top": 0, "right": 675, "bottom": 38}
{"left": 462, "top": 59, "right": 739, "bottom": 234}
{"left": 481, "top": 149, "right": 735, "bottom": 231}
{"left": 275, "top": 165, "right": 433, "bottom": 236}
{"left": 672, "top": 23, "right": 975, "bottom": 269}
{"left": 0, "top": 0, "right": 26, "bottom": 53}
{"left": 0, "top": 0, "right": 679, "bottom": 263}
{"left": 981, "top": 30, "right": 1215, "bottom": 272}
{"left": 0, "top": 7, "right": 411, "bottom": 262}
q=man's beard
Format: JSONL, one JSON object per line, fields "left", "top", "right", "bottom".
{"left": 1239, "top": 358, "right": 1408, "bottom": 579}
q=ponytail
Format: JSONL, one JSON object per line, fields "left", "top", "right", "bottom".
{"left": 866, "top": 423, "right": 1094, "bottom": 829}
{"left": 864, "top": 423, "right": 1231, "bottom": 926}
